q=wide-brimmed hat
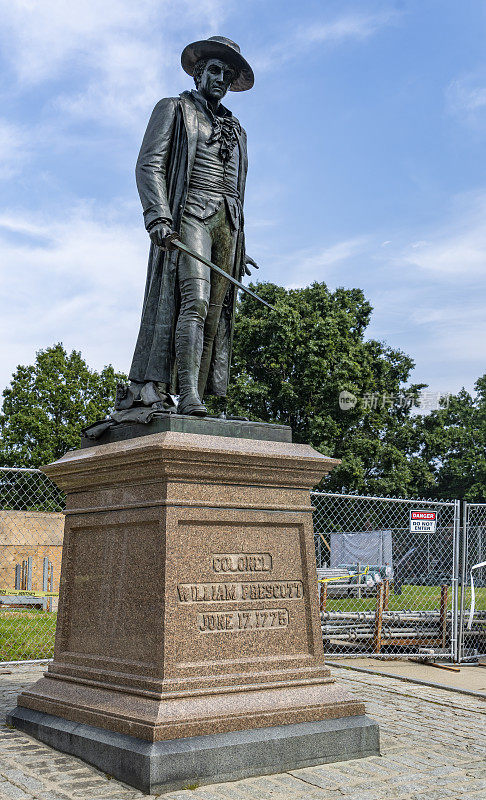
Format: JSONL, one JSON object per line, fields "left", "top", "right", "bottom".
{"left": 181, "top": 35, "right": 254, "bottom": 92}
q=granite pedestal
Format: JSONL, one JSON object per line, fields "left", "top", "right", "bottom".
{"left": 8, "top": 420, "right": 379, "bottom": 793}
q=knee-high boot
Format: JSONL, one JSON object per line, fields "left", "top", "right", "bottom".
{"left": 197, "top": 335, "right": 215, "bottom": 400}
{"left": 175, "top": 317, "right": 208, "bottom": 416}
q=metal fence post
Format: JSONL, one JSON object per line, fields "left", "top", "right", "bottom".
{"left": 42, "top": 557, "right": 49, "bottom": 592}
{"left": 458, "top": 501, "right": 486, "bottom": 660}
{"left": 453, "top": 500, "right": 461, "bottom": 662}
{"left": 440, "top": 584, "right": 448, "bottom": 649}
{"left": 451, "top": 499, "right": 461, "bottom": 662}
{"left": 458, "top": 500, "right": 468, "bottom": 662}
{"left": 26, "top": 556, "right": 33, "bottom": 591}
{"left": 373, "top": 582, "right": 384, "bottom": 653}
{"left": 42, "top": 557, "right": 49, "bottom": 613}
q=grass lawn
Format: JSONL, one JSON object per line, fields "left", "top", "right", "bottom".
{"left": 320, "top": 584, "right": 486, "bottom": 614}
{"left": 1, "top": 585, "right": 485, "bottom": 663}
{"left": 0, "top": 608, "right": 57, "bottom": 662}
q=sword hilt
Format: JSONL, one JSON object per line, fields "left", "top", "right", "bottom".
{"left": 161, "top": 231, "right": 181, "bottom": 251}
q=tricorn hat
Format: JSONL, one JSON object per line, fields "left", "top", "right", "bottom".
{"left": 181, "top": 35, "right": 254, "bottom": 92}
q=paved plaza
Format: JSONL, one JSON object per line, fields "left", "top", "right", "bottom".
{"left": 0, "top": 663, "right": 484, "bottom": 800}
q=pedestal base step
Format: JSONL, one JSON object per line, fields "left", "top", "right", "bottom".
{"left": 8, "top": 706, "right": 379, "bottom": 795}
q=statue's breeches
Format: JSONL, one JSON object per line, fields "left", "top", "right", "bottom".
{"left": 176, "top": 202, "right": 239, "bottom": 399}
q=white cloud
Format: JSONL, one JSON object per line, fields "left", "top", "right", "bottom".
{"left": 53, "top": 37, "right": 171, "bottom": 131}
{"left": 0, "top": 0, "right": 228, "bottom": 129}
{"left": 302, "top": 11, "right": 398, "bottom": 45}
{"left": 1, "top": 0, "right": 155, "bottom": 84}
{"left": 251, "top": 10, "right": 400, "bottom": 71}
{"left": 368, "top": 193, "right": 486, "bottom": 392}
{"left": 0, "top": 3, "right": 398, "bottom": 133}
{"left": 257, "top": 190, "right": 486, "bottom": 394}
{"left": 401, "top": 192, "right": 486, "bottom": 277}
{"left": 258, "top": 235, "right": 369, "bottom": 290}
{"left": 1, "top": 188, "right": 485, "bottom": 399}
{"left": 284, "top": 237, "right": 369, "bottom": 288}
{"left": 446, "top": 73, "right": 486, "bottom": 123}
{"left": 0, "top": 120, "right": 30, "bottom": 179}
{"left": 254, "top": 234, "right": 368, "bottom": 289}
{"left": 0, "top": 204, "right": 150, "bottom": 389}
{"left": 434, "top": 312, "right": 486, "bottom": 362}
{"left": 407, "top": 303, "right": 485, "bottom": 360}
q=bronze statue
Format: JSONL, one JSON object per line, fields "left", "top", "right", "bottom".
{"left": 122, "top": 36, "right": 258, "bottom": 417}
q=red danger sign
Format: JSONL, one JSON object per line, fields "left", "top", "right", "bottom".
{"left": 410, "top": 510, "right": 437, "bottom": 532}
{"left": 410, "top": 511, "right": 436, "bottom": 521}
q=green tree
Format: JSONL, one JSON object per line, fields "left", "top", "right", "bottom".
{"left": 0, "top": 343, "right": 125, "bottom": 468}
{"left": 225, "top": 281, "right": 429, "bottom": 496}
{"left": 413, "top": 375, "right": 486, "bottom": 501}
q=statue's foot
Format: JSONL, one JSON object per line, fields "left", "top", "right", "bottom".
{"left": 140, "top": 381, "right": 164, "bottom": 406}
{"left": 178, "top": 392, "right": 208, "bottom": 416}
{"left": 116, "top": 381, "right": 177, "bottom": 412}
{"left": 152, "top": 400, "right": 177, "bottom": 414}
{"left": 115, "top": 384, "right": 131, "bottom": 411}
{"left": 139, "top": 381, "right": 176, "bottom": 408}
{"left": 115, "top": 381, "right": 141, "bottom": 410}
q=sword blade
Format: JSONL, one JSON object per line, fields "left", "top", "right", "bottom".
{"left": 167, "top": 236, "right": 275, "bottom": 312}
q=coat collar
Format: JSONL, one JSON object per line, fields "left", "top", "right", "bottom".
{"left": 189, "top": 89, "right": 233, "bottom": 119}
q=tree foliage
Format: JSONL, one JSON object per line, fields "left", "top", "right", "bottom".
{"left": 412, "top": 375, "right": 486, "bottom": 501}
{"left": 226, "top": 282, "right": 429, "bottom": 496}
{"left": 0, "top": 344, "right": 125, "bottom": 467}
{"left": 1, "top": 290, "right": 484, "bottom": 502}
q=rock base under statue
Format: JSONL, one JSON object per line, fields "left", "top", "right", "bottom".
{"left": 81, "top": 412, "right": 293, "bottom": 447}
{"left": 8, "top": 707, "right": 378, "bottom": 794}
{"left": 8, "top": 424, "right": 379, "bottom": 793}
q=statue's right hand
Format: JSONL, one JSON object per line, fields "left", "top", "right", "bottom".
{"left": 149, "top": 222, "right": 174, "bottom": 249}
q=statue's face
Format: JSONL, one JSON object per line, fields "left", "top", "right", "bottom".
{"left": 198, "top": 58, "right": 235, "bottom": 103}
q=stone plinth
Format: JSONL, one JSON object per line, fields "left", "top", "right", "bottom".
{"left": 9, "top": 428, "right": 379, "bottom": 792}
{"left": 81, "top": 412, "right": 293, "bottom": 447}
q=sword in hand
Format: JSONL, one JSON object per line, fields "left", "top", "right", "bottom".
{"left": 162, "top": 232, "right": 275, "bottom": 312}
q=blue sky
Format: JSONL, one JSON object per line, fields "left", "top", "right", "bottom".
{"left": 1, "top": 0, "right": 485, "bottom": 400}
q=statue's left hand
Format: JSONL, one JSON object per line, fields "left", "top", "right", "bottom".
{"left": 244, "top": 255, "right": 259, "bottom": 276}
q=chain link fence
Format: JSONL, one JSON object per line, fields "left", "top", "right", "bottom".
{"left": 312, "top": 492, "right": 460, "bottom": 659}
{"left": 0, "top": 467, "right": 482, "bottom": 664}
{"left": 0, "top": 468, "right": 64, "bottom": 662}
{"left": 459, "top": 502, "right": 486, "bottom": 660}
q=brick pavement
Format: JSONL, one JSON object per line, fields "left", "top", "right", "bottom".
{"left": 0, "top": 663, "right": 484, "bottom": 800}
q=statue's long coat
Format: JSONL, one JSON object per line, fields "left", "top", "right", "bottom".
{"left": 129, "top": 90, "right": 248, "bottom": 395}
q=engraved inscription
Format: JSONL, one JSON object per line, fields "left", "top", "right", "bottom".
{"left": 198, "top": 608, "right": 289, "bottom": 632}
{"left": 177, "top": 581, "right": 304, "bottom": 603}
{"left": 212, "top": 553, "right": 272, "bottom": 573}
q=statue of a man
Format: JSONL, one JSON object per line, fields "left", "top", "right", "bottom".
{"left": 124, "top": 36, "right": 256, "bottom": 417}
